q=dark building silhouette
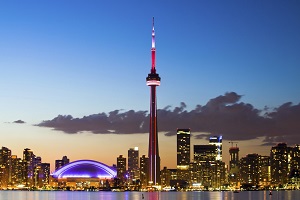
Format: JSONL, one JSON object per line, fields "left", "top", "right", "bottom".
{"left": 55, "top": 156, "right": 69, "bottom": 170}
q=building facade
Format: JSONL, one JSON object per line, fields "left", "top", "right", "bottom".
{"left": 128, "top": 147, "right": 139, "bottom": 183}
{"left": 177, "top": 129, "right": 191, "bottom": 182}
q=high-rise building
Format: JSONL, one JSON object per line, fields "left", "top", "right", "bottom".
{"left": 117, "top": 155, "right": 127, "bottom": 185}
{"left": 290, "top": 145, "right": 300, "bottom": 185}
{"left": 0, "top": 147, "right": 12, "bottom": 188}
{"left": 41, "top": 163, "right": 50, "bottom": 187}
{"left": 62, "top": 156, "right": 69, "bottom": 165}
{"left": 128, "top": 147, "right": 139, "bottom": 182}
{"left": 177, "top": 129, "right": 190, "bottom": 182}
{"left": 140, "top": 155, "right": 149, "bottom": 187}
{"left": 55, "top": 156, "right": 70, "bottom": 170}
{"left": 240, "top": 154, "right": 260, "bottom": 185}
{"left": 239, "top": 154, "right": 271, "bottom": 188}
{"left": 11, "top": 155, "right": 23, "bottom": 186}
{"left": 160, "top": 167, "right": 171, "bottom": 187}
{"left": 146, "top": 17, "right": 161, "bottom": 185}
{"left": 270, "top": 143, "right": 290, "bottom": 185}
{"left": 23, "top": 148, "right": 35, "bottom": 186}
{"left": 209, "top": 136, "right": 222, "bottom": 161}
{"left": 193, "top": 145, "right": 225, "bottom": 189}
{"left": 34, "top": 163, "right": 50, "bottom": 188}
{"left": 259, "top": 156, "right": 271, "bottom": 187}
{"left": 229, "top": 146, "right": 240, "bottom": 186}
{"left": 177, "top": 129, "right": 191, "bottom": 169}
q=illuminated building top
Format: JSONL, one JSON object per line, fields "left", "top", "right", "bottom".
{"left": 146, "top": 17, "right": 160, "bottom": 86}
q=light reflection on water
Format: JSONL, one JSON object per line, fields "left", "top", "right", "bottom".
{"left": 0, "top": 190, "right": 300, "bottom": 200}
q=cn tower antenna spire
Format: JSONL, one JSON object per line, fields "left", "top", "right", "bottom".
{"left": 151, "top": 17, "right": 156, "bottom": 73}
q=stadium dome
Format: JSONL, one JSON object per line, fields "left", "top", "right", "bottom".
{"left": 51, "top": 160, "right": 117, "bottom": 179}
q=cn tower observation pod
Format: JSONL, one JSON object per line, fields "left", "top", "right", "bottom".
{"left": 51, "top": 159, "right": 117, "bottom": 180}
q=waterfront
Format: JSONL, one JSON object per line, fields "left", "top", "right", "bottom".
{"left": 0, "top": 191, "right": 300, "bottom": 200}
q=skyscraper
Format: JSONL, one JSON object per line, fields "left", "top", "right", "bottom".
{"left": 209, "top": 136, "right": 223, "bottom": 161}
{"left": 177, "top": 129, "right": 191, "bottom": 169}
{"left": 270, "top": 143, "right": 290, "bottom": 185}
{"left": 0, "top": 147, "right": 12, "bottom": 188}
{"left": 193, "top": 145, "right": 226, "bottom": 189}
{"left": 140, "top": 155, "right": 149, "bottom": 187}
{"left": 128, "top": 147, "right": 139, "bottom": 182}
{"left": 229, "top": 146, "right": 240, "bottom": 186}
{"left": 146, "top": 17, "right": 161, "bottom": 185}
{"left": 240, "top": 154, "right": 260, "bottom": 185}
{"left": 23, "top": 148, "right": 35, "bottom": 186}
{"left": 11, "top": 155, "right": 23, "bottom": 186}
{"left": 117, "top": 155, "right": 127, "bottom": 185}
{"left": 177, "top": 129, "right": 190, "bottom": 181}
{"left": 55, "top": 156, "right": 70, "bottom": 170}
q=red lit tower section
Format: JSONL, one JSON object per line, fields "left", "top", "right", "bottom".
{"left": 146, "top": 17, "right": 161, "bottom": 185}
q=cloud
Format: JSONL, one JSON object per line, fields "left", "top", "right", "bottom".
{"left": 37, "top": 110, "right": 148, "bottom": 134}
{"left": 13, "top": 120, "right": 26, "bottom": 124}
{"left": 36, "top": 92, "right": 300, "bottom": 145}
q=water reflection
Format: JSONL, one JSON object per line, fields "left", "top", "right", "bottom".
{"left": 0, "top": 190, "right": 300, "bottom": 200}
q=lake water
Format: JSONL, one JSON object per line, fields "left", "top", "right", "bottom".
{"left": 0, "top": 190, "right": 299, "bottom": 200}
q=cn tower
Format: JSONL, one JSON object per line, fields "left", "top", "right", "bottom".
{"left": 146, "top": 17, "right": 161, "bottom": 185}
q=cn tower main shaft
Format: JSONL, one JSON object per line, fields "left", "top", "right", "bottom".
{"left": 146, "top": 17, "right": 161, "bottom": 185}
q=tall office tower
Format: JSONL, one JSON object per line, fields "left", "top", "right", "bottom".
{"left": 146, "top": 17, "right": 161, "bottom": 185}
{"left": 177, "top": 129, "right": 191, "bottom": 182}
{"left": 11, "top": 155, "right": 23, "bottom": 186}
{"left": 194, "top": 145, "right": 225, "bottom": 188}
{"left": 229, "top": 146, "right": 240, "bottom": 186}
{"left": 177, "top": 129, "right": 191, "bottom": 169}
{"left": 140, "top": 155, "right": 149, "bottom": 187}
{"left": 55, "top": 156, "right": 70, "bottom": 170}
{"left": 160, "top": 167, "right": 171, "bottom": 187}
{"left": 34, "top": 163, "right": 50, "bottom": 188}
{"left": 128, "top": 147, "right": 139, "bottom": 182}
{"left": 240, "top": 154, "right": 260, "bottom": 185}
{"left": 270, "top": 143, "right": 291, "bottom": 185}
{"left": 62, "top": 156, "right": 69, "bottom": 165}
{"left": 290, "top": 145, "right": 300, "bottom": 181}
{"left": 209, "top": 136, "right": 222, "bottom": 161}
{"left": 0, "top": 147, "right": 12, "bottom": 188}
{"left": 259, "top": 156, "right": 271, "bottom": 187}
{"left": 117, "top": 155, "right": 127, "bottom": 185}
{"left": 229, "top": 146, "right": 239, "bottom": 170}
{"left": 23, "top": 148, "right": 35, "bottom": 186}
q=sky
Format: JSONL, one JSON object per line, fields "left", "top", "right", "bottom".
{"left": 0, "top": 1, "right": 300, "bottom": 171}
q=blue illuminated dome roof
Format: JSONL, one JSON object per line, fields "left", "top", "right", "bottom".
{"left": 51, "top": 160, "right": 117, "bottom": 179}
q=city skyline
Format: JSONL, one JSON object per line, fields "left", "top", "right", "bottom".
{"left": 0, "top": 1, "right": 300, "bottom": 171}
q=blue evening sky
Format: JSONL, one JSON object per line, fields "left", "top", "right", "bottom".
{"left": 0, "top": 1, "right": 299, "bottom": 166}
